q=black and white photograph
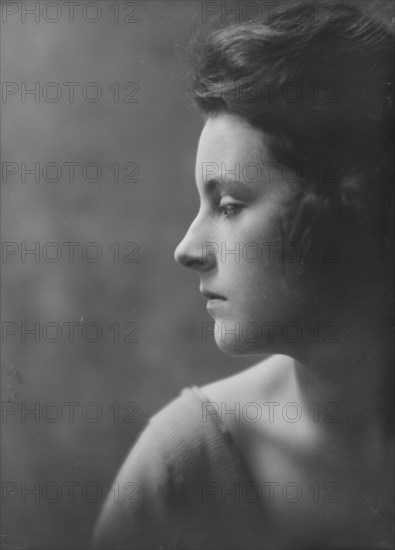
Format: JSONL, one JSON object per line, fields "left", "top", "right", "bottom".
{"left": 1, "top": 1, "right": 394, "bottom": 549}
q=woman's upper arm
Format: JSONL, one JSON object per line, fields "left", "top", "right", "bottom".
{"left": 91, "top": 423, "right": 174, "bottom": 550}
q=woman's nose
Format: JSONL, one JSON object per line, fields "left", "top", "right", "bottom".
{"left": 174, "top": 218, "right": 216, "bottom": 272}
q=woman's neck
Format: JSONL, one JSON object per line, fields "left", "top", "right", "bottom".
{"left": 292, "top": 323, "right": 393, "bottom": 452}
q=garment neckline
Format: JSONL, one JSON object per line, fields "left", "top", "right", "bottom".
{"left": 188, "top": 385, "right": 261, "bottom": 492}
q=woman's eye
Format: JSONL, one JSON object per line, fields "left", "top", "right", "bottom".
{"left": 217, "top": 202, "right": 243, "bottom": 219}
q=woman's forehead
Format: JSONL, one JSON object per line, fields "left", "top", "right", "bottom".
{"left": 195, "top": 113, "right": 272, "bottom": 178}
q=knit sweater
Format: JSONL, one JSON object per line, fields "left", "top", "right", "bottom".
{"left": 92, "top": 386, "right": 269, "bottom": 550}
{"left": 92, "top": 386, "right": 394, "bottom": 550}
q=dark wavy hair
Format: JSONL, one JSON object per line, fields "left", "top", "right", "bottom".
{"left": 190, "top": 2, "right": 393, "bottom": 301}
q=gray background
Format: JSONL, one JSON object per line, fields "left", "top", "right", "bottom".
{"left": 1, "top": 1, "right": 392, "bottom": 548}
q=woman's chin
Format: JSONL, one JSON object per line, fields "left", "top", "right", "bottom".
{"left": 213, "top": 335, "right": 274, "bottom": 357}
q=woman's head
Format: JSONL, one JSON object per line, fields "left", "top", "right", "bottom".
{"left": 175, "top": 2, "right": 393, "bottom": 355}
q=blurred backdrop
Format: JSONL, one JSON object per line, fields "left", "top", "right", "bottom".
{"left": 1, "top": 1, "right": 392, "bottom": 548}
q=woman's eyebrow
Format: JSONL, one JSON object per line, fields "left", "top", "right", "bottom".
{"left": 202, "top": 178, "right": 254, "bottom": 194}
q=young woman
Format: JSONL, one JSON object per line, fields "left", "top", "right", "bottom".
{"left": 93, "top": 3, "right": 393, "bottom": 548}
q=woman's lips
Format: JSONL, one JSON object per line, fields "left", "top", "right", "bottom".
{"left": 206, "top": 298, "right": 226, "bottom": 311}
{"left": 200, "top": 288, "right": 226, "bottom": 301}
{"left": 200, "top": 289, "right": 227, "bottom": 310}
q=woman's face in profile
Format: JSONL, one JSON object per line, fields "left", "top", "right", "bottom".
{"left": 175, "top": 113, "right": 306, "bottom": 355}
